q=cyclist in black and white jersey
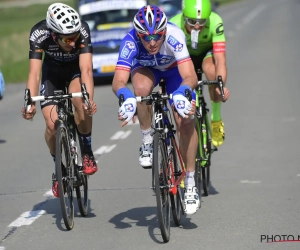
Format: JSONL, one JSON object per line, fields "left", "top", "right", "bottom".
{"left": 21, "top": 3, "right": 98, "bottom": 197}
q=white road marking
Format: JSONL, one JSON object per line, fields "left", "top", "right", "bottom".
{"left": 43, "top": 190, "right": 53, "bottom": 197}
{"left": 110, "top": 131, "right": 132, "bottom": 140}
{"left": 94, "top": 145, "right": 117, "bottom": 155}
{"left": 240, "top": 180, "right": 261, "bottom": 184}
{"left": 243, "top": 4, "right": 266, "bottom": 25}
{"left": 0, "top": 247, "right": 5, "bottom": 250}
{"left": 8, "top": 210, "right": 46, "bottom": 227}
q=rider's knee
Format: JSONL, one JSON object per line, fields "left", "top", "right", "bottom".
{"left": 45, "top": 120, "right": 56, "bottom": 135}
{"left": 178, "top": 117, "right": 194, "bottom": 132}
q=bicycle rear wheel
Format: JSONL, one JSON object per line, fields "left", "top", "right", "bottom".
{"left": 56, "top": 123, "right": 74, "bottom": 230}
{"left": 74, "top": 127, "right": 88, "bottom": 217}
{"left": 169, "top": 137, "right": 182, "bottom": 226}
{"left": 153, "top": 132, "right": 170, "bottom": 243}
{"left": 201, "top": 116, "right": 211, "bottom": 196}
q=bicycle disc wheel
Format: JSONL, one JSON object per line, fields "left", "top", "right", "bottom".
{"left": 153, "top": 132, "right": 170, "bottom": 243}
{"left": 74, "top": 128, "right": 88, "bottom": 217}
{"left": 56, "top": 123, "right": 74, "bottom": 230}
{"left": 201, "top": 117, "right": 211, "bottom": 196}
{"left": 169, "top": 137, "right": 182, "bottom": 226}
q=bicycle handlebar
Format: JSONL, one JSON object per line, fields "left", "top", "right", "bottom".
{"left": 135, "top": 93, "right": 172, "bottom": 103}
{"left": 197, "top": 75, "right": 225, "bottom": 99}
{"left": 23, "top": 83, "right": 91, "bottom": 115}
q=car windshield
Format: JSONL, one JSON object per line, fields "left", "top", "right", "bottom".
{"left": 159, "top": 0, "right": 182, "bottom": 19}
{"left": 82, "top": 9, "right": 138, "bottom": 31}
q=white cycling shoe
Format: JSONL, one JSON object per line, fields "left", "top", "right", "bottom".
{"left": 139, "top": 142, "right": 153, "bottom": 169}
{"left": 184, "top": 186, "right": 200, "bottom": 215}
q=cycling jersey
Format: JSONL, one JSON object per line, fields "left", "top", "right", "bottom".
{"left": 115, "top": 22, "right": 191, "bottom": 72}
{"left": 169, "top": 12, "right": 226, "bottom": 56}
{"left": 0, "top": 70, "right": 5, "bottom": 100}
{"left": 29, "top": 20, "right": 92, "bottom": 65}
{"left": 116, "top": 22, "right": 192, "bottom": 103}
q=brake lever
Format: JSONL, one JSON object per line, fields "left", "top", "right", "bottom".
{"left": 118, "top": 94, "right": 124, "bottom": 107}
{"left": 23, "top": 88, "right": 32, "bottom": 115}
{"left": 81, "top": 83, "right": 91, "bottom": 109}
{"left": 217, "top": 76, "right": 225, "bottom": 100}
{"left": 185, "top": 89, "right": 195, "bottom": 119}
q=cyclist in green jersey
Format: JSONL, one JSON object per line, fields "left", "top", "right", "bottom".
{"left": 170, "top": 0, "right": 230, "bottom": 147}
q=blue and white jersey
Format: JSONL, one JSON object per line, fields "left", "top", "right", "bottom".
{"left": 115, "top": 22, "right": 191, "bottom": 72}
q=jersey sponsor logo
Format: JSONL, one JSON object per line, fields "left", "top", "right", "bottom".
{"left": 167, "top": 35, "right": 183, "bottom": 52}
{"left": 30, "top": 29, "right": 50, "bottom": 42}
{"left": 216, "top": 23, "right": 224, "bottom": 35}
{"left": 125, "top": 103, "right": 134, "bottom": 112}
{"left": 45, "top": 51, "right": 80, "bottom": 61}
{"left": 120, "top": 41, "right": 136, "bottom": 59}
{"left": 176, "top": 100, "right": 185, "bottom": 109}
{"left": 80, "top": 27, "right": 89, "bottom": 39}
{"left": 213, "top": 42, "right": 226, "bottom": 53}
{"left": 137, "top": 55, "right": 174, "bottom": 67}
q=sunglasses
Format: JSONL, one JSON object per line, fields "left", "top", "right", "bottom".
{"left": 139, "top": 33, "right": 164, "bottom": 42}
{"left": 58, "top": 33, "right": 80, "bottom": 45}
{"left": 185, "top": 18, "right": 207, "bottom": 27}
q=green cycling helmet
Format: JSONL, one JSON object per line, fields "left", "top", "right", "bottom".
{"left": 182, "top": 0, "right": 211, "bottom": 19}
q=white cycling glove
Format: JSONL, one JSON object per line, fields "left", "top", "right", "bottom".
{"left": 172, "top": 85, "right": 193, "bottom": 118}
{"left": 118, "top": 97, "right": 137, "bottom": 122}
{"left": 173, "top": 95, "right": 192, "bottom": 118}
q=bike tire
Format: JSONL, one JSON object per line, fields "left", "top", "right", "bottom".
{"left": 169, "top": 137, "right": 182, "bottom": 226}
{"left": 201, "top": 116, "right": 211, "bottom": 196}
{"left": 56, "top": 123, "right": 74, "bottom": 230}
{"left": 74, "top": 127, "right": 88, "bottom": 217}
{"left": 153, "top": 132, "right": 170, "bottom": 243}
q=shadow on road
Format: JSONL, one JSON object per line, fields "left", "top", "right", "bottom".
{"left": 108, "top": 206, "right": 198, "bottom": 243}
{"left": 0, "top": 139, "right": 7, "bottom": 144}
{"left": 31, "top": 197, "right": 96, "bottom": 231}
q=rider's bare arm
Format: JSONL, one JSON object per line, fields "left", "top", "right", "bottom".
{"left": 177, "top": 59, "right": 198, "bottom": 90}
{"left": 79, "top": 53, "right": 94, "bottom": 100}
{"left": 213, "top": 49, "right": 227, "bottom": 85}
{"left": 112, "top": 69, "right": 131, "bottom": 95}
{"left": 26, "top": 59, "right": 42, "bottom": 97}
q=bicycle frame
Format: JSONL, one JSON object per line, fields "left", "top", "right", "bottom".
{"left": 137, "top": 82, "right": 186, "bottom": 196}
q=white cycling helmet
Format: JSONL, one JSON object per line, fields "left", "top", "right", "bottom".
{"left": 46, "top": 3, "right": 81, "bottom": 34}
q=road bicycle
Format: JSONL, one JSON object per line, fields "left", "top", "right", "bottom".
{"left": 123, "top": 81, "right": 187, "bottom": 243}
{"left": 23, "top": 83, "right": 91, "bottom": 230}
{"left": 193, "top": 69, "right": 225, "bottom": 196}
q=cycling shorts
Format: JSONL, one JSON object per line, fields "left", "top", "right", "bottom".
{"left": 39, "top": 61, "right": 81, "bottom": 109}
{"left": 132, "top": 64, "right": 182, "bottom": 105}
{"left": 191, "top": 48, "right": 214, "bottom": 72}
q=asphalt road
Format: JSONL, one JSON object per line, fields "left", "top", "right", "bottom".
{"left": 1, "top": 0, "right": 300, "bottom": 249}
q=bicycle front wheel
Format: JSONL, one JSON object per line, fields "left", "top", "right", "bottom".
{"left": 195, "top": 143, "right": 202, "bottom": 207}
{"left": 74, "top": 127, "right": 88, "bottom": 217}
{"left": 56, "top": 123, "right": 74, "bottom": 230}
{"left": 201, "top": 116, "right": 211, "bottom": 196}
{"left": 169, "top": 137, "right": 182, "bottom": 227}
{"left": 153, "top": 132, "right": 170, "bottom": 243}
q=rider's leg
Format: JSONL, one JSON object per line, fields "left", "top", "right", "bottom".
{"left": 131, "top": 67, "right": 155, "bottom": 168}
{"left": 69, "top": 77, "right": 98, "bottom": 175}
{"left": 173, "top": 112, "right": 198, "bottom": 185}
{"left": 202, "top": 55, "right": 225, "bottom": 147}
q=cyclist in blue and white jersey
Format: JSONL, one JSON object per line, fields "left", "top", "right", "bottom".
{"left": 112, "top": 5, "right": 200, "bottom": 214}
{"left": 0, "top": 70, "right": 5, "bottom": 100}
